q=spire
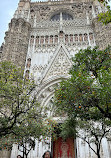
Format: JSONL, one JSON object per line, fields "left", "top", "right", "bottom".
{"left": 18, "top": 0, "right": 30, "bottom": 11}
{"left": 13, "top": 0, "right": 31, "bottom": 19}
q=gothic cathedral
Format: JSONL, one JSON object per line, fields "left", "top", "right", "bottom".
{"left": 0, "top": 0, "right": 111, "bottom": 158}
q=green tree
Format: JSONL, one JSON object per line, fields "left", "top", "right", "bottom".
{"left": 0, "top": 116, "right": 56, "bottom": 157}
{"left": 98, "top": 0, "right": 111, "bottom": 24}
{"left": 55, "top": 46, "right": 111, "bottom": 120}
{"left": 0, "top": 61, "right": 42, "bottom": 137}
{"left": 16, "top": 117, "right": 56, "bottom": 158}
{"left": 0, "top": 61, "right": 57, "bottom": 157}
{"left": 54, "top": 46, "right": 111, "bottom": 158}
{"left": 18, "top": 138, "right": 35, "bottom": 158}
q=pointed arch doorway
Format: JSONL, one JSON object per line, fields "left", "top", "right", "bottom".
{"left": 53, "top": 137, "right": 75, "bottom": 158}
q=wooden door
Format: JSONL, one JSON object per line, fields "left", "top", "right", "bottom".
{"left": 53, "top": 137, "right": 75, "bottom": 158}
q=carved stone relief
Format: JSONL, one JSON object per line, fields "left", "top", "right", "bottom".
{"left": 32, "top": 64, "right": 47, "bottom": 73}
{"left": 44, "top": 46, "right": 72, "bottom": 80}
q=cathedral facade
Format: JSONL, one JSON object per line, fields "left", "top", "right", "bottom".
{"left": 0, "top": 0, "right": 111, "bottom": 157}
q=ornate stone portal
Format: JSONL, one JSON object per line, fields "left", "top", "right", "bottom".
{"left": 1, "top": 0, "right": 111, "bottom": 158}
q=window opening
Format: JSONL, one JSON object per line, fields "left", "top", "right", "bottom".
{"left": 51, "top": 12, "right": 73, "bottom": 21}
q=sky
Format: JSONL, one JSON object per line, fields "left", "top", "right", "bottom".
{"left": 0, "top": 0, "right": 37, "bottom": 46}
{"left": 0, "top": 0, "right": 19, "bottom": 46}
{"left": 0, "top": 0, "right": 111, "bottom": 46}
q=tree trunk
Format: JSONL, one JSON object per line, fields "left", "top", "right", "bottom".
{"left": 97, "top": 147, "right": 101, "bottom": 158}
{"left": 23, "top": 144, "right": 25, "bottom": 158}
{"left": 26, "top": 154, "right": 28, "bottom": 158}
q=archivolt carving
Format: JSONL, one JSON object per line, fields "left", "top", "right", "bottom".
{"left": 48, "top": 86, "right": 54, "bottom": 92}
{"left": 41, "top": 92, "right": 47, "bottom": 98}
{"left": 36, "top": 76, "right": 68, "bottom": 107}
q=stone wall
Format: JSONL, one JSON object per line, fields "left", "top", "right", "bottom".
{"left": 0, "top": 150, "right": 11, "bottom": 158}
{"left": 1, "top": 18, "right": 31, "bottom": 68}
{"left": 93, "top": 18, "right": 111, "bottom": 50}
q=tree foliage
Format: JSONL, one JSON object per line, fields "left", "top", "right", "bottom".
{"left": 98, "top": 5, "right": 111, "bottom": 24}
{"left": 54, "top": 46, "right": 111, "bottom": 158}
{"left": 0, "top": 61, "right": 41, "bottom": 137}
{"left": 98, "top": 0, "right": 111, "bottom": 24}
{"left": 54, "top": 46, "right": 111, "bottom": 120}
{"left": 0, "top": 61, "right": 57, "bottom": 154}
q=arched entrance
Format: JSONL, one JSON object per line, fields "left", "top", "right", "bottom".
{"left": 36, "top": 76, "right": 76, "bottom": 158}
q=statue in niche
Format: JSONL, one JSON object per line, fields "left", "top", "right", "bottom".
{"left": 50, "top": 36, "right": 53, "bottom": 44}
{"left": 79, "top": 34, "right": 83, "bottom": 41}
{"left": 36, "top": 36, "right": 39, "bottom": 44}
{"left": 45, "top": 36, "right": 49, "bottom": 44}
{"left": 26, "top": 58, "right": 31, "bottom": 68}
{"left": 41, "top": 36, "right": 44, "bottom": 44}
{"left": 30, "top": 35, "right": 34, "bottom": 44}
{"left": 84, "top": 34, "right": 88, "bottom": 41}
{"left": 59, "top": 31, "right": 64, "bottom": 39}
{"left": 55, "top": 35, "right": 58, "bottom": 44}
{"left": 89, "top": 33, "right": 93, "bottom": 40}
{"left": 74, "top": 34, "right": 78, "bottom": 41}
{"left": 65, "top": 35, "right": 68, "bottom": 43}
{"left": 25, "top": 70, "right": 29, "bottom": 79}
{"left": 70, "top": 34, "right": 73, "bottom": 42}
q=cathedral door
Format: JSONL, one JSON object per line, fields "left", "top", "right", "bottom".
{"left": 53, "top": 137, "right": 75, "bottom": 158}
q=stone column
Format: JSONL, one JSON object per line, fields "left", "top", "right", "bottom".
{"left": 93, "top": 33, "right": 96, "bottom": 46}
{"left": 60, "top": 12, "right": 63, "bottom": 31}
{"left": 34, "top": 15, "right": 37, "bottom": 27}
{"left": 33, "top": 35, "right": 36, "bottom": 54}
{"left": 92, "top": 5, "right": 96, "bottom": 18}
{"left": 27, "top": 9, "right": 30, "bottom": 22}
{"left": 86, "top": 11, "right": 90, "bottom": 25}
{"left": 87, "top": 32, "right": 91, "bottom": 46}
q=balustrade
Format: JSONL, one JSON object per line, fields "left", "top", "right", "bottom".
{"left": 29, "top": 32, "right": 93, "bottom": 46}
